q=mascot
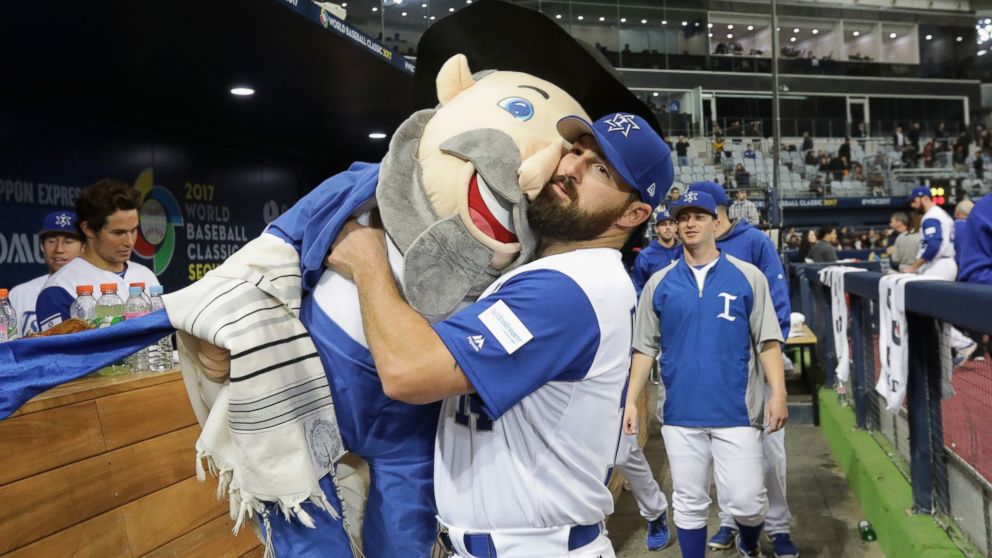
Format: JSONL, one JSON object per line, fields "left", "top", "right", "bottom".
{"left": 0, "top": 1, "right": 663, "bottom": 556}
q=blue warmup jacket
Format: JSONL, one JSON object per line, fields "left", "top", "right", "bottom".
{"left": 630, "top": 240, "right": 682, "bottom": 296}
{"left": 959, "top": 196, "right": 992, "bottom": 285}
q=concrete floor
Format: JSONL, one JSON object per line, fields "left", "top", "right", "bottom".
{"left": 606, "top": 425, "right": 887, "bottom": 558}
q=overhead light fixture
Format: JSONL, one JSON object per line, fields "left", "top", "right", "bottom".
{"left": 812, "top": 29, "right": 819, "bottom": 35}
{"left": 466, "top": 0, "right": 472, "bottom": 4}
{"left": 694, "top": 22, "right": 700, "bottom": 27}
{"left": 642, "top": 19, "right": 648, "bottom": 24}
{"left": 986, "top": 18, "right": 991, "bottom": 24}
{"left": 577, "top": 15, "right": 583, "bottom": 21}
{"left": 448, "top": 7, "right": 454, "bottom": 11}
{"left": 790, "top": 36, "right": 797, "bottom": 42}
{"left": 792, "top": 27, "right": 799, "bottom": 34}
{"left": 747, "top": 25, "right": 754, "bottom": 31}
{"left": 369, "top": 132, "right": 387, "bottom": 140}
{"left": 681, "top": 21, "right": 688, "bottom": 26}
{"left": 980, "top": 49, "right": 988, "bottom": 56}
{"left": 707, "top": 23, "right": 713, "bottom": 29}
{"left": 852, "top": 31, "right": 860, "bottom": 37}
{"left": 925, "top": 34, "right": 933, "bottom": 40}
{"left": 727, "top": 33, "right": 733, "bottom": 39}
{"left": 421, "top": 2, "right": 426, "bottom": 7}
{"left": 372, "top": 6, "right": 377, "bottom": 11}
{"left": 400, "top": 11, "right": 407, "bottom": 16}
{"left": 429, "top": 15, "right": 435, "bottom": 20}
{"left": 620, "top": 17, "right": 626, "bottom": 23}
{"left": 555, "top": 14, "right": 561, "bottom": 19}
{"left": 598, "top": 16, "right": 605, "bottom": 22}
{"left": 707, "top": 33, "right": 713, "bottom": 37}
{"left": 727, "top": 24, "right": 734, "bottom": 30}
{"left": 776, "top": 27, "right": 780, "bottom": 31}
{"left": 230, "top": 87, "right": 254, "bottom": 96}
{"left": 661, "top": 20, "right": 667, "bottom": 25}
{"left": 652, "top": 92, "right": 660, "bottom": 97}
{"left": 341, "top": 2, "right": 347, "bottom": 6}
{"left": 957, "top": 36, "right": 963, "bottom": 42}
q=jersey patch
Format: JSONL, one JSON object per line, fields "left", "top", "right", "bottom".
{"left": 478, "top": 300, "right": 533, "bottom": 354}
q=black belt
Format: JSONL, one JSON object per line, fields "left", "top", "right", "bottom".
{"left": 437, "top": 523, "right": 601, "bottom": 557}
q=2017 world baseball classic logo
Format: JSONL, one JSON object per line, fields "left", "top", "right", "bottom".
{"left": 132, "top": 168, "right": 184, "bottom": 275}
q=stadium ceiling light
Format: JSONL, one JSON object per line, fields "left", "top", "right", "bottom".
{"left": 599, "top": 16, "right": 605, "bottom": 22}
{"left": 642, "top": 19, "right": 648, "bottom": 24}
{"left": 957, "top": 36, "right": 963, "bottom": 42}
{"left": 790, "top": 36, "right": 797, "bottom": 42}
{"left": 980, "top": 49, "right": 988, "bottom": 56}
{"left": 728, "top": 24, "right": 734, "bottom": 30}
{"left": 694, "top": 22, "right": 700, "bottom": 27}
{"left": 889, "top": 32, "right": 897, "bottom": 38}
{"left": 707, "top": 33, "right": 713, "bottom": 37}
{"left": 555, "top": 14, "right": 561, "bottom": 19}
{"left": 448, "top": 7, "right": 454, "bottom": 11}
{"left": 812, "top": 29, "right": 819, "bottom": 35}
{"left": 661, "top": 20, "right": 667, "bottom": 25}
{"left": 369, "top": 132, "right": 388, "bottom": 140}
{"left": 925, "top": 34, "right": 933, "bottom": 40}
{"left": 421, "top": 2, "right": 426, "bottom": 7}
{"left": 341, "top": 2, "right": 347, "bottom": 6}
{"left": 429, "top": 15, "right": 435, "bottom": 20}
{"left": 708, "top": 23, "right": 714, "bottom": 28}
{"left": 681, "top": 21, "right": 688, "bottom": 26}
{"left": 852, "top": 31, "right": 860, "bottom": 37}
{"left": 727, "top": 33, "right": 733, "bottom": 39}
{"left": 620, "top": 17, "right": 626, "bottom": 23}
{"left": 401, "top": 11, "right": 407, "bottom": 16}
{"left": 577, "top": 15, "right": 583, "bottom": 20}
{"left": 372, "top": 6, "right": 377, "bottom": 11}
{"left": 792, "top": 27, "right": 800, "bottom": 34}
{"left": 986, "top": 18, "right": 991, "bottom": 24}
{"left": 653, "top": 92, "right": 660, "bottom": 96}
{"left": 747, "top": 25, "right": 754, "bottom": 31}
{"left": 230, "top": 87, "right": 254, "bottom": 96}
{"left": 466, "top": 0, "right": 472, "bottom": 4}
{"left": 776, "top": 27, "right": 781, "bottom": 32}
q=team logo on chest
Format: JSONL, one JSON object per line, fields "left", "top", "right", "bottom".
{"left": 717, "top": 292, "right": 737, "bottom": 322}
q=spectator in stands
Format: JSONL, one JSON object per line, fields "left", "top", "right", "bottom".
{"left": 953, "top": 199, "right": 974, "bottom": 270}
{"left": 901, "top": 144, "right": 919, "bottom": 168}
{"left": 893, "top": 126, "right": 906, "bottom": 148}
{"left": 953, "top": 145, "right": 968, "bottom": 172}
{"left": 850, "top": 162, "right": 865, "bottom": 182}
{"left": 712, "top": 121, "right": 723, "bottom": 137}
{"left": 817, "top": 154, "right": 831, "bottom": 174}
{"left": 809, "top": 225, "right": 839, "bottom": 262}
{"left": 973, "top": 150, "right": 985, "bottom": 181}
{"left": 935, "top": 122, "right": 948, "bottom": 151}
{"left": 909, "top": 122, "right": 921, "bottom": 150}
{"left": 743, "top": 144, "right": 756, "bottom": 159}
{"left": 808, "top": 174, "right": 825, "bottom": 196}
{"left": 714, "top": 42, "right": 728, "bottom": 55}
{"left": 728, "top": 120, "right": 744, "bottom": 137}
{"left": 829, "top": 155, "right": 846, "bottom": 181}
{"left": 958, "top": 194, "right": 992, "bottom": 284}
{"left": 922, "top": 139, "right": 936, "bottom": 168}
{"left": 852, "top": 122, "right": 866, "bottom": 139}
{"left": 798, "top": 229, "right": 816, "bottom": 261}
{"left": 804, "top": 149, "right": 818, "bottom": 166}
{"left": 838, "top": 137, "right": 851, "bottom": 163}
{"left": 668, "top": 186, "right": 681, "bottom": 202}
{"left": 712, "top": 136, "right": 725, "bottom": 164}
{"left": 729, "top": 189, "right": 759, "bottom": 225}
{"left": 786, "top": 234, "right": 801, "bottom": 250}
{"left": 675, "top": 136, "right": 690, "bottom": 166}
{"left": 733, "top": 163, "right": 751, "bottom": 189}
{"left": 801, "top": 132, "right": 813, "bottom": 152}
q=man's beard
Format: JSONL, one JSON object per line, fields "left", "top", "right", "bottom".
{"left": 527, "top": 176, "right": 628, "bottom": 242}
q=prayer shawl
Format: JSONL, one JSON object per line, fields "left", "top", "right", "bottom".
{"left": 817, "top": 266, "right": 866, "bottom": 384}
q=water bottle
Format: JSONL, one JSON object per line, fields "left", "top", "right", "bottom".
{"left": 96, "top": 283, "right": 126, "bottom": 376}
{"left": 69, "top": 285, "right": 97, "bottom": 325}
{"left": 130, "top": 282, "right": 151, "bottom": 306}
{"left": 858, "top": 520, "right": 877, "bottom": 542}
{"left": 124, "top": 286, "right": 151, "bottom": 372}
{"left": 0, "top": 289, "right": 16, "bottom": 342}
{"left": 148, "top": 285, "right": 172, "bottom": 373}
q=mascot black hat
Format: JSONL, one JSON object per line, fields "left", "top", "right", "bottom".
{"left": 413, "top": 0, "right": 662, "bottom": 135}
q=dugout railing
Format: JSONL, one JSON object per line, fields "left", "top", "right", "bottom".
{"left": 796, "top": 265, "right": 992, "bottom": 556}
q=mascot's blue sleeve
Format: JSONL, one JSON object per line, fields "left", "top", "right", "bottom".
{"left": 265, "top": 162, "right": 380, "bottom": 294}
{"left": 0, "top": 309, "right": 175, "bottom": 418}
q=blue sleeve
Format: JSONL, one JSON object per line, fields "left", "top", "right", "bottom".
{"left": 754, "top": 234, "right": 792, "bottom": 337}
{"left": 432, "top": 269, "right": 600, "bottom": 420}
{"left": 920, "top": 218, "right": 942, "bottom": 261}
{"left": 630, "top": 251, "right": 651, "bottom": 296}
{"left": 959, "top": 201, "right": 992, "bottom": 285}
{"left": 35, "top": 286, "right": 74, "bottom": 331}
{"left": 265, "top": 162, "right": 379, "bottom": 293}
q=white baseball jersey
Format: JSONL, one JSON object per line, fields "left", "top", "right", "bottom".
{"left": 431, "top": 248, "right": 634, "bottom": 530}
{"left": 917, "top": 205, "right": 955, "bottom": 269}
{"left": 9, "top": 273, "right": 47, "bottom": 337}
{"left": 36, "top": 257, "right": 159, "bottom": 330}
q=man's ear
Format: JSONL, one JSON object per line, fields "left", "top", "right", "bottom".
{"left": 436, "top": 54, "right": 475, "bottom": 105}
{"left": 79, "top": 220, "right": 97, "bottom": 241}
{"left": 619, "top": 201, "right": 652, "bottom": 229}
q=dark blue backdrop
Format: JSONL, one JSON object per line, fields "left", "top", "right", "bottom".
{"left": 0, "top": 99, "right": 315, "bottom": 293}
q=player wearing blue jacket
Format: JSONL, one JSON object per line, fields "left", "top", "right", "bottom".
{"left": 631, "top": 208, "right": 681, "bottom": 296}
{"left": 683, "top": 181, "right": 798, "bottom": 557}
{"left": 959, "top": 195, "right": 992, "bottom": 285}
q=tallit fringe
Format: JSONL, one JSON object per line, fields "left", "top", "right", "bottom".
{"left": 195, "top": 450, "right": 349, "bottom": 558}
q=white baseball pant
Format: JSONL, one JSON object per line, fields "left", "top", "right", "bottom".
{"left": 718, "top": 384, "right": 792, "bottom": 534}
{"left": 615, "top": 433, "right": 668, "bottom": 521}
{"left": 443, "top": 527, "right": 615, "bottom": 558}
{"left": 662, "top": 425, "right": 767, "bottom": 530}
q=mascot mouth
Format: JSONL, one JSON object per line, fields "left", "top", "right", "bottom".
{"left": 467, "top": 172, "right": 518, "bottom": 243}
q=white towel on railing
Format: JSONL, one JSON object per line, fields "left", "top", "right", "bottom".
{"left": 876, "top": 273, "right": 938, "bottom": 413}
{"left": 817, "top": 266, "right": 867, "bottom": 384}
{"left": 162, "top": 233, "right": 346, "bottom": 552}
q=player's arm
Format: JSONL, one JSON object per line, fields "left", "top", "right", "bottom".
{"left": 35, "top": 285, "right": 74, "bottom": 331}
{"left": 624, "top": 352, "right": 655, "bottom": 435}
{"left": 328, "top": 220, "right": 473, "bottom": 404}
{"left": 909, "top": 217, "right": 942, "bottom": 272}
{"left": 625, "top": 273, "right": 664, "bottom": 434}
{"left": 749, "top": 271, "right": 788, "bottom": 432}
{"left": 755, "top": 235, "right": 792, "bottom": 337}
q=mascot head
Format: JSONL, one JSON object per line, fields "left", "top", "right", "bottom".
{"left": 379, "top": 0, "right": 661, "bottom": 317}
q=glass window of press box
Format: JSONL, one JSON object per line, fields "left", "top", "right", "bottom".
{"left": 333, "top": 1, "right": 976, "bottom": 81}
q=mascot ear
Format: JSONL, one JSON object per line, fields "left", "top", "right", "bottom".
{"left": 436, "top": 54, "right": 476, "bottom": 105}
{"left": 519, "top": 140, "right": 568, "bottom": 200}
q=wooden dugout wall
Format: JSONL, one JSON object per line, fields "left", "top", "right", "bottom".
{"left": 0, "top": 372, "right": 261, "bottom": 558}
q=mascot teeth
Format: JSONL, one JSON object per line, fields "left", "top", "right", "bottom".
{"left": 468, "top": 172, "right": 517, "bottom": 243}
{"left": 475, "top": 173, "right": 514, "bottom": 233}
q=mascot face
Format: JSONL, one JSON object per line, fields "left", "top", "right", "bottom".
{"left": 377, "top": 54, "right": 589, "bottom": 316}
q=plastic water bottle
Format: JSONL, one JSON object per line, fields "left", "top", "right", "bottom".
{"left": 125, "top": 286, "right": 151, "bottom": 372}
{"left": 858, "top": 520, "right": 877, "bottom": 542}
{"left": 96, "top": 283, "right": 126, "bottom": 376}
{"left": 69, "top": 285, "right": 98, "bottom": 325}
{"left": 0, "top": 289, "right": 16, "bottom": 342}
{"left": 130, "top": 282, "right": 151, "bottom": 306}
{"left": 148, "top": 285, "right": 172, "bottom": 373}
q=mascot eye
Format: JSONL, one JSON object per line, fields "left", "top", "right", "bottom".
{"left": 498, "top": 97, "right": 534, "bottom": 121}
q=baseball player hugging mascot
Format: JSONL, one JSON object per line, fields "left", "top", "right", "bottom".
{"left": 0, "top": 2, "right": 664, "bottom": 556}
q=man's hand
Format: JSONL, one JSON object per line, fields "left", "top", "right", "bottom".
{"left": 623, "top": 402, "right": 639, "bottom": 435}
{"left": 765, "top": 392, "right": 788, "bottom": 433}
{"left": 326, "top": 219, "right": 388, "bottom": 280}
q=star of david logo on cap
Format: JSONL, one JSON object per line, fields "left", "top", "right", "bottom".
{"left": 603, "top": 113, "right": 640, "bottom": 137}
{"left": 683, "top": 191, "right": 699, "bottom": 203}
{"left": 54, "top": 213, "right": 72, "bottom": 227}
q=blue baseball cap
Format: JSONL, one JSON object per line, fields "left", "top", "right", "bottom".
{"left": 39, "top": 210, "right": 81, "bottom": 238}
{"left": 671, "top": 190, "right": 718, "bottom": 219}
{"left": 687, "top": 180, "right": 729, "bottom": 208}
{"left": 654, "top": 208, "right": 675, "bottom": 224}
{"left": 906, "top": 185, "right": 932, "bottom": 204}
{"left": 556, "top": 113, "right": 674, "bottom": 211}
